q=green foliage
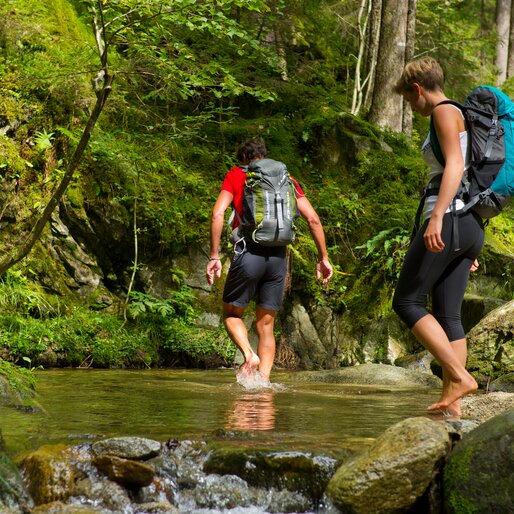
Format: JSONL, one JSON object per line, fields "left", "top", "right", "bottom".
{"left": 128, "top": 287, "right": 197, "bottom": 321}
{"left": 127, "top": 288, "right": 235, "bottom": 366}
{"left": 0, "top": 359, "right": 37, "bottom": 396}
{"left": 0, "top": 0, "right": 513, "bottom": 375}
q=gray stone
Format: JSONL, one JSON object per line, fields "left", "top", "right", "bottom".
{"left": 444, "top": 408, "right": 514, "bottom": 513}
{"left": 461, "top": 391, "right": 514, "bottom": 422}
{"left": 284, "top": 363, "right": 441, "bottom": 388}
{"left": 91, "top": 436, "right": 161, "bottom": 461}
{"left": 203, "top": 449, "right": 339, "bottom": 501}
{"left": 490, "top": 372, "right": 514, "bottom": 392}
{"left": 72, "top": 477, "right": 131, "bottom": 512}
{"left": 326, "top": 417, "right": 451, "bottom": 514}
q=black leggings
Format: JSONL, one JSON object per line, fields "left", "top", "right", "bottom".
{"left": 393, "top": 211, "right": 484, "bottom": 341}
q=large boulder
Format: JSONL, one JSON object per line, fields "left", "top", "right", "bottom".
{"left": 467, "top": 299, "right": 514, "bottom": 380}
{"left": 325, "top": 417, "right": 451, "bottom": 514}
{"left": 443, "top": 408, "right": 514, "bottom": 513}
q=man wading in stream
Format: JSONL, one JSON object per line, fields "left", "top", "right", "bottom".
{"left": 206, "top": 138, "right": 333, "bottom": 386}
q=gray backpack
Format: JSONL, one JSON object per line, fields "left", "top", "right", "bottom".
{"left": 230, "top": 158, "right": 298, "bottom": 246}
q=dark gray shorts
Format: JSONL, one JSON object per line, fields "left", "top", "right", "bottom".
{"left": 223, "top": 240, "right": 287, "bottom": 311}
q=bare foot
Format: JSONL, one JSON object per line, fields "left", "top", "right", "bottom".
{"left": 427, "top": 373, "right": 477, "bottom": 412}
{"left": 237, "top": 352, "right": 260, "bottom": 378}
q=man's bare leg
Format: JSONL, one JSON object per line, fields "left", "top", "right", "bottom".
{"left": 411, "top": 315, "right": 477, "bottom": 411}
{"left": 223, "top": 303, "right": 260, "bottom": 374}
{"left": 255, "top": 306, "right": 277, "bottom": 382}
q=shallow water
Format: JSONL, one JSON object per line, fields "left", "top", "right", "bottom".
{"left": 0, "top": 368, "right": 439, "bottom": 458}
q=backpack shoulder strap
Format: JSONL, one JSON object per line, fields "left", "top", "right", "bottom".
{"left": 429, "top": 100, "right": 466, "bottom": 167}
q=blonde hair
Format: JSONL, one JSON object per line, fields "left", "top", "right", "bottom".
{"left": 393, "top": 56, "right": 444, "bottom": 95}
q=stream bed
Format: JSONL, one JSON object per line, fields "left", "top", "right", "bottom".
{"left": 1, "top": 368, "right": 439, "bottom": 458}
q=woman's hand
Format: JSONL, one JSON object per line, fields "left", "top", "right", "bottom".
{"left": 423, "top": 216, "right": 445, "bottom": 253}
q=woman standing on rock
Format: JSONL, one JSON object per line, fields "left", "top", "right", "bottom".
{"left": 392, "top": 57, "right": 484, "bottom": 416}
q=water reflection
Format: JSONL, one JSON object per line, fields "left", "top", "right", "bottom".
{"left": 226, "top": 390, "right": 276, "bottom": 431}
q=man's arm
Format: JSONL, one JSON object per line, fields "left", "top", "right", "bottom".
{"left": 206, "top": 189, "right": 233, "bottom": 285}
{"left": 296, "top": 196, "right": 333, "bottom": 284}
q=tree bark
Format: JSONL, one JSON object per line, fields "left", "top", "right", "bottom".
{"left": 368, "top": 0, "right": 409, "bottom": 131}
{"left": 401, "top": 0, "right": 417, "bottom": 135}
{"left": 495, "top": 0, "right": 511, "bottom": 85}
{"left": 351, "top": 0, "right": 372, "bottom": 115}
{"left": 363, "top": 0, "right": 382, "bottom": 112}
{"left": 507, "top": 0, "right": 514, "bottom": 77}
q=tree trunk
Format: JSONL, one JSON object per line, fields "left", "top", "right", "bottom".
{"left": 401, "top": 0, "right": 417, "bottom": 135}
{"left": 495, "top": 0, "right": 511, "bottom": 85}
{"left": 368, "top": 0, "right": 409, "bottom": 131}
{"left": 507, "top": 0, "right": 514, "bottom": 77}
{"left": 351, "top": 0, "right": 372, "bottom": 115}
{"left": 363, "top": 0, "right": 382, "bottom": 112}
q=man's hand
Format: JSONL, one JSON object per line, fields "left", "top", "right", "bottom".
{"left": 470, "top": 259, "right": 479, "bottom": 272}
{"left": 316, "top": 258, "right": 333, "bottom": 285}
{"left": 206, "top": 259, "right": 222, "bottom": 285}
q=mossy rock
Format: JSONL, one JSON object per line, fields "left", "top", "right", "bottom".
{"left": 443, "top": 408, "right": 514, "bottom": 513}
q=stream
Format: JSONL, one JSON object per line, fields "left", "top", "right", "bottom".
{"left": 1, "top": 368, "right": 438, "bottom": 458}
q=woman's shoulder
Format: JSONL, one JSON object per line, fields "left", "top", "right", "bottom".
{"left": 432, "top": 103, "right": 466, "bottom": 132}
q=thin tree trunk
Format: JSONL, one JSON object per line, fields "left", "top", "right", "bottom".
{"left": 363, "top": 0, "right": 382, "bottom": 111}
{"left": 0, "top": 73, "right": 113, "bottom": 275}
{"left": 507, "top": 0, "right": 514, "bottom": 77}
{"left": 495, "top": 0, "right": 511, "bottom": 85}
{"left": 368, "top": 0, "right": 409, "bottom": 131}
{"left": 351, "top": 0, "right": 372, "bottom": 115}
{"left": 402, "top": 0, "right": 417, "bottom": 135}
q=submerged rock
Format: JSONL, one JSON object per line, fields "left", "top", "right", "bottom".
{"left": 31, "top": 501, "right": 100, "bottom": 513}
{"left": 444, "top": 408, "right": 514, "bottom": 513}
{"left": 325, "top": 417, "right": 451, "bottom": 514}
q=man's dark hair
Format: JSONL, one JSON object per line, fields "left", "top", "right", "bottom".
{"left": 236, "top": 139, "right": 267, "bottom": 164}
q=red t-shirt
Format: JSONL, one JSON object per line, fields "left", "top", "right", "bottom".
{"left": 221, "top": 165, "right": 305, "bottom": 227}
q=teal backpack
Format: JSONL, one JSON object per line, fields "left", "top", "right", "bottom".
{"left": 229, "top": 158, "right": 298, "bottom": 247}
{"left": 428, "top": 85, "right": 514, "bottom": 219}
